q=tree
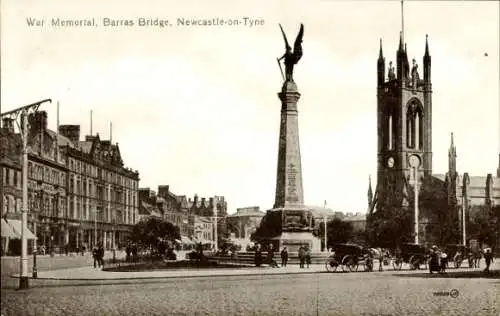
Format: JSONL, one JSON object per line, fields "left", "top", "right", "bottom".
{"left": 366, "top": 204, "right": 413, "bottom": 249}
{"left": 316, "top": 218, "right": 354, "bottom": 248}
{"left": 468, "top": 204, "right": 499, "bottom": 249}
{"left": 250, "top": 211, "right": 282, "bottom": 244}
{"left": 131, "top": 217, "right": 181, "bottom": 252}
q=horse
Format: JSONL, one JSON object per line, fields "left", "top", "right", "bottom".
{"left": 468, "top": 250, "right": 482, "bottom": 268}
{"left": 368, "top": 247, "right": 389, "bottom": 271}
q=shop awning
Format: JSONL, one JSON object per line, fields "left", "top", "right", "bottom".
{"left": 5, "top": 219, "right": 37, "bottom": 240}
{"left": 1, "top": 219, "right": 21, "bottom": 238}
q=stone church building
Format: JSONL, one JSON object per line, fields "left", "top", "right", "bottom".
{"left": 367, "top": 32, "right": 500, "bottom": 245}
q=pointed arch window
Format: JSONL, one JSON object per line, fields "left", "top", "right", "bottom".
{"left": 407, "top": 102, "right": 424, "bottom": 149}
{"left": 388, "top": 114, "right": 393, "bottom": 150}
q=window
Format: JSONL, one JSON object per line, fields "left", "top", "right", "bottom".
{"left": 5, "top": 168, "right": 10, "bottom": 185}
{"left": 388, "top": 115, "right": 393, "bottom": 150}
{"left": 406, "top": 102, "right": 423, "bottom": 150}
{"left": 13, "top": 171, "right": 18, "bottom": 187}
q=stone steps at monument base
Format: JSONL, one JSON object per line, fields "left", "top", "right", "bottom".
{"left": 207, "top": 252, "right": 331, "bottom": 265}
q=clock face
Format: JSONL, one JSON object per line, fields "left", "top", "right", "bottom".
{"left": 387, "top": 157, "right": 395, "bottom": 168}
{"left": 408, "top": 155, "right": 421, "bottom": 168}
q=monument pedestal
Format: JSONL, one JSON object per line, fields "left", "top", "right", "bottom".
{"left": 278, "top": 231, "right": 317, "bottom": 252}
{"left": 268, "top": 204, "right": 318, "bottom": 253}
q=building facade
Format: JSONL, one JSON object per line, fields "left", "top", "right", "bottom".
{"left": 439, "top": 135, "right": 500, "bottom": 244}
{"left": 138, "top": 185, "right": 228, "bottom": 247}
{"left": 227, "top": 207, "right": 265, "bottom": 239}
{"left": 138, "top": 188, "right": 163, "bottom": 222}
{"left": 1, "top": 111, "right": 139, "bottom": 252}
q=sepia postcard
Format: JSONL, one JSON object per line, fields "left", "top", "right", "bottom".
{"left": 1, "top": 0, "right": 499, "bottom": 315}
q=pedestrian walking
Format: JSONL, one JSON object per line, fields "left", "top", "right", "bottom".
{"left": 429, "top": 245, "right": 440, "bottom": 274}
{"left": 267, "top": 243, "right": 278, "bottom": 268}
{"left": 96, "top": 244, "right": 104, "bottom": 268}
{"left": 126, "top": 244, "right": 131, "bottom": 262}
{"left": 132, "top": 244, "right": 138, "bottom": 262}
{"left": 280, "top": 247, "right": 288, "bottom": 267}
{"left": 298, "top": 246, "right": 305, "bottom": 268}
{"left": 254, "top": 244, "right": 263, "bottom": 267}
{"left": 304, "top": 245, "right": 311, "bottom": 268}
{"left": 439, "top": 252, "right": 448, "bottom": 273}
{"left": 484, "top": 248, "right": 493, "bottom": 273}
{"left": 92, "top": 246, "right": 99, "bottom": 268}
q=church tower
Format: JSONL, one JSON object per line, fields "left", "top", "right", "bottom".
{"left": 376, "top": 33, "right": 433, "bottom": 210}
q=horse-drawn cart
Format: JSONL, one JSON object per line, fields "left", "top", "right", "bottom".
{"left": 391, "top": 243, "right": 428, "bottom": 270}
{"left": 325, "top": 243, "right": 373, "bottom": 272}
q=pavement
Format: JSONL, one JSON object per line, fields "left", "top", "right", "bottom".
{"left": 9, "top": 261, "right": 500, "bottom": 281}
{"left": 11, "top": 264, "right": 325, "bottom": 280}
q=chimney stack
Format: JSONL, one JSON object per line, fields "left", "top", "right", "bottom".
{"left": 58, "top": 125, "right": 81, "bottom": 145}
{"left": 2, "top": 118, "right": 15, "bottom": 133}
{"left": 158, "top": 185, "right": 170, "bottom": 197}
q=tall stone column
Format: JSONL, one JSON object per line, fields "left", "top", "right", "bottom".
{"left": 274, "top": 81, "right": 304, "bottom": 209}
{"left": 269, "top": 81, "right": 315, "bottom": 252}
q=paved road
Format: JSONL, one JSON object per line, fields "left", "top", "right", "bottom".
{"left": 2, "top": 269, "right": 498, "bottom": 315}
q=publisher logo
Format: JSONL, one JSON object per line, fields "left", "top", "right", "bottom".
{"left": 433, "top": 289, "right": 459, "bottom": 298}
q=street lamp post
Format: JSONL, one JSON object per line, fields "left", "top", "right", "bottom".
{"left": 414, "top": 166, "right": 419, "bottom": 244}
{"left": 408, "top": 155, "right": 421, "bottom": 244}
{"left": 462, "top": 195, "right": 467, "bottom": 247}
{"left": 213, "top": 196, "right": 218, "bottom": 252}
{"left": 32, "top": 212, "right": 38, "bottom": 278}
{"left": 323, "top": 200, "right": 327, "bottom": 252}
{"left": 33, "top": 189, "right": 43, "bottom": 278}
{"left": 1, "top": 99, "right": 52, "bottom": 289}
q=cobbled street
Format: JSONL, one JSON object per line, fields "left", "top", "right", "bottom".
{"left": 2, "top": 268, "right": 498, "bottom": 316}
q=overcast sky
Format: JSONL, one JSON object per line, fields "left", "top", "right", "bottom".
{"left": 1, "top": 0, "right": 499, "bottom": 215}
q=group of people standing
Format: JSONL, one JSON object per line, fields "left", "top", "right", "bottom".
{"left": 92, "top": 244, "right": 105, "bottom": 269}
{"left": 125, "top": 243, "right": 139, "bottom": 262}
{"left": 253, "top": 243, "right": 311, "bottom": 268}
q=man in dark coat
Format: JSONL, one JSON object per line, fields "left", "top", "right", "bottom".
{"left": 267, "top": 243, "right": 278, "bottom": 268}
{"left": 92, "top": 246, "right": 99, "bottom": 268}
{"left": 484, "top": 248, "right": 493, "bottom": 273}
{"left": 304, "top": 245, "right": 311, "bottom": 268}
{"left": 298, "top": 246, "right": 306, "bottom": 268}
{"left": 280, "top": 247, "right": 289, "bottom": 267}
{"left": 97, "top": 244, "right": 105, "bottom": 268}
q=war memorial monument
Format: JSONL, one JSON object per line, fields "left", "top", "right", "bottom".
{"left": 257, "top": 24, "right": 318, "bottom": 252}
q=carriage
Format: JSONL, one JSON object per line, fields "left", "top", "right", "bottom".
{"left": 325, "top": 243, "right": 374, "bottom": 272}
{"left": 391, "top": 243, "right": 429, "bottom": 270}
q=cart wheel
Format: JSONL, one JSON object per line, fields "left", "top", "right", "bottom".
{"left": 325, "top": 259, "right": 338, "bottom": 272}
{"left": 392, "top": 258, "right": 403, "bottom": 270}
{"left": 341, "top": 255, "right": 352, "bottom": 272}
{"left": 350, "top": 263, "right": 359, "bottom": 272}
{"left": 364, "top": 258, "right": 373, "bottom": 272}
{"left": 346, "top": 256, "right": 358, "bottom": 272}
{"left": 409, "top": 255, "right": 422, "bottom": 270}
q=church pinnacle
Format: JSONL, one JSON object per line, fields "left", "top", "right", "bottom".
{"left": 449, "top": 132, "right": 457, "bottom": 175}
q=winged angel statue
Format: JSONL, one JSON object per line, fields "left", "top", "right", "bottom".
{"left": 277, "top": 23, "right": 304, "bottom": 83}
